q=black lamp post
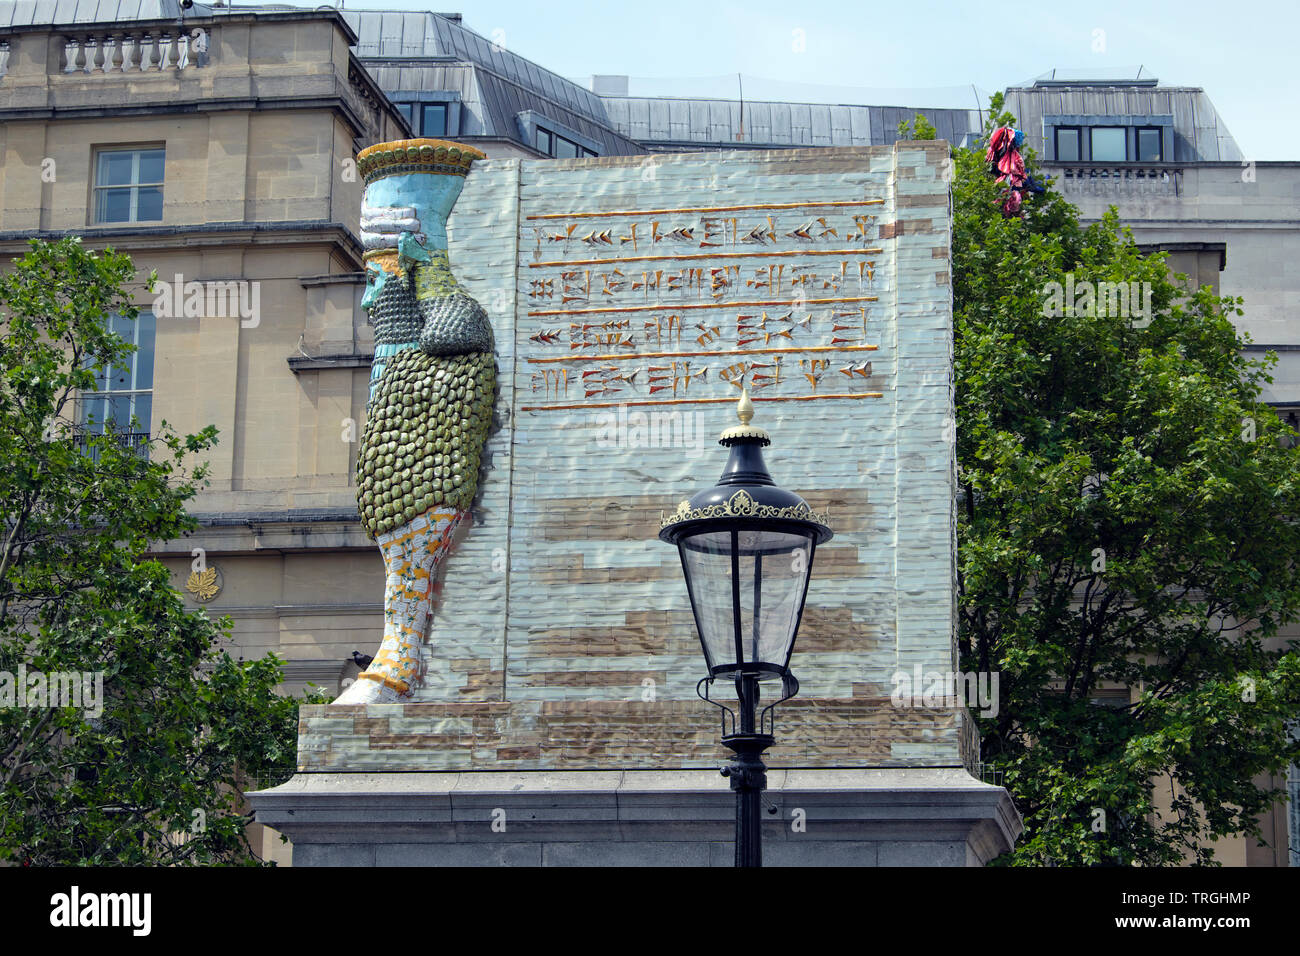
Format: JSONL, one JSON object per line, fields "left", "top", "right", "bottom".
{"left": 658, "top": 390, "right": 832, "bottom": 867}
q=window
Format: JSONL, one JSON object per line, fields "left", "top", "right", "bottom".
{"left": 393, "top": 100, "right": 454, "bottom": 137}
{"left": 1280, "top": 409, "right": 1300, "bottom": 450}
{"left": 1136, "top": 127, "right": 1162, "bottom": 162}
{"left": 1054, "top": 127, "right": 1081, "bottom": 162}
{"left": 93, "top": 147, "right": 164, "bottom": 224}
{"left": 78, "top": 310, "right": 155, "bottom": 458}
{"left": 420, "top": 103, "right": 448, "bottom": 138}
{"left": 554, "top": 135, "right": 579, "bottom": 159}
{"left": 534, "top": 124, "right": 598, "bottom": 159}
{"left": 1089, "top": 127, "right": 1127, "bottom": 162}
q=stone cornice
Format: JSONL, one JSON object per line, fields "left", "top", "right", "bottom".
{"left": 0, "top": 221, "right": 364, "bottom": 263}
{"left": 146, "top": 508, "right": 371, "bottom": 556}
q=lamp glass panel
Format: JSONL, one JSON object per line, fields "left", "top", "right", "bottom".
{"left": 736, "top": 528, "right": 813, "bottom": 670}
{"left": 680, "top": 526, "right": 813, "bottom": 672}
{"left": 680, "top": 530, "right": 738, "bottom": 670}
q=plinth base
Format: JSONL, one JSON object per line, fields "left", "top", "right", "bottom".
{"left": 248, "top": 767, "right": 1021, "bottom": 866}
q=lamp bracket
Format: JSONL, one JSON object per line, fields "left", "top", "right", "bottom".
{"left": 697, "top": 671, "right": 801, "bottom": 738}
{"left": 696, "top": 676, "right": 736, "bottom": 738}
{"left": 758, "top": 671, "right": 800, "bottom": 736}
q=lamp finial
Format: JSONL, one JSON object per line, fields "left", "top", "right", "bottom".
{"left": 737, "top": 388, "right": 754, "bottom": 426}
{"left": 720, "top": 386, "right": 770, "bottom": 446}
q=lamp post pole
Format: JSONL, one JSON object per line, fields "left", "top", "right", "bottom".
{"left": 659, "top": 389, "right": 832, "bottom": 869}
{"left": 721, "top": 675, "right": 772, "bottom": 867}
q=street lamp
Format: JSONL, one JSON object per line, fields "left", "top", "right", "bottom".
{"left": 658, "top": 389, "right": 832, "bottom": 867}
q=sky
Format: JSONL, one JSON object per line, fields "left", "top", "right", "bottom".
{"left": 318, "top": 0, "right": 1300, "bottom": 160}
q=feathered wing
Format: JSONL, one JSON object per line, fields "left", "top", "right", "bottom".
{"left": 356, "top": 348, "right": 494, "bottom": 539}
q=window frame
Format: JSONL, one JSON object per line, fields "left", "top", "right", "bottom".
{"left": 535, "top": 124, "right": 598, "bottom": 159}
{"left": 92, "top": 146, "right": 165, "bottom": 225}
{"left": 1136, "top": 126, "right": 1163, "bottom": 163}
{"left": 78, "top": 309, "right": 156, "bottom": 444}
{"left": 553, "top": 133, "right": 580, "bottom": 159}
{"left": 388, "top": 92, "right": 460, "bottom": 138}
{"left": 1088, "top": 126, "right": 1128, "bottom": 163}
{"left": 1053, "top": 126, "right": 1082, "bottom": 162}
{"left": 419, "top": 103, "right": 449, "bottom": 138}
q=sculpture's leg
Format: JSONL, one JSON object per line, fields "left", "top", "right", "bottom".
{"left": 334, "top": 508, "right": 467, "bottom": 705}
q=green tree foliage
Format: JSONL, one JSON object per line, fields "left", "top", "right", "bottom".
{"left": 0, "top": 238, "right": 313, "bottom": 865}
{"left": 903, "top": 100, "right": 1300, "bottom": 864}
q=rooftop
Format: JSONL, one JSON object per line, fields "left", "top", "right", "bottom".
{"left": 0, "top": 4, "right": 1246, "bottom": 161}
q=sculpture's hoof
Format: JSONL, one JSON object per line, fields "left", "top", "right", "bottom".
{"left": 333, "top": 673, "right": 412, "bottom": 705}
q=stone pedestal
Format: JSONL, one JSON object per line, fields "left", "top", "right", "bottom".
{"left": 248, "top": 767, "right": 1020, "bottom": 866}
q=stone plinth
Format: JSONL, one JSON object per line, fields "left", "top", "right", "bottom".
{"left": 248, "top": 768, "right": 1021, "bottom": 866}
{"left": 292, "top": 699, "right": 967, "bottom": 772}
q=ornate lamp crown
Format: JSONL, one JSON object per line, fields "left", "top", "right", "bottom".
{"left": 356, "top": 138, "right": 487, "bottom": 185}
{"left": 659, "top": 389, "right": 831, "bottom": 534}
{"left": 660, "top": 488, "right": 829, "bottom": 530}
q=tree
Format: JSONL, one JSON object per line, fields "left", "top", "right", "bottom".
{"left": 903, "top": 100, "right": 1300, "bottom": 865}
{"left": 0, "top": 238, "right": 311, "bottom": 865}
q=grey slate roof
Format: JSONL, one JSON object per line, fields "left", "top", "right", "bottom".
{"left": 1004, "top": 84, "right": 1243, "bottom": 162}
{"left": 0, "top": 1, "right": 645, "bottom": 154}
{"left": 0, "top": 1, "right": 1246, "bottom": 163}
{"left": 0, "top": 0, "right": 215, "bottom": 25}
{"left": 342, "top": 9, "right": 643, "bottom": 156}
{"left": 601, "top": 96, "right": 981, "bottom": 150}
{"left": 341, "top": 9, "right": 607, "bottom": 120}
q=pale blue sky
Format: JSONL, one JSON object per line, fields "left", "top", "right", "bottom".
{"left": 330, "top": 0, "right": 1299, "bottom": 159}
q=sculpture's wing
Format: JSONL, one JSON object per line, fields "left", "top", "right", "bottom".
{"left": 418, "top": 292, "right": 494, "bottom": 356}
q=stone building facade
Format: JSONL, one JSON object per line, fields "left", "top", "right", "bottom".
{"left": 0, "top": 4, "right": 410, "bottom": 861}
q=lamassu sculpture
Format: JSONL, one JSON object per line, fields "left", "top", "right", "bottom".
{"left": 335, "top": 138, "right": 495, "bottom": 704}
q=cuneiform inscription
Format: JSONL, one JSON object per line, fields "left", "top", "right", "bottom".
{"left": 528, "top": 261, "right": 877, "bottom": 308}
{"left": 520, "top": 200, "right": 888, "bottom": 409}
{"left": 531, "top": 213, "right": 876, "bottom": 256}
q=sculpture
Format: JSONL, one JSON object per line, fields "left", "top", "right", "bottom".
{"left": 335, "top": 138, "right": 495, "bottom": 705}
